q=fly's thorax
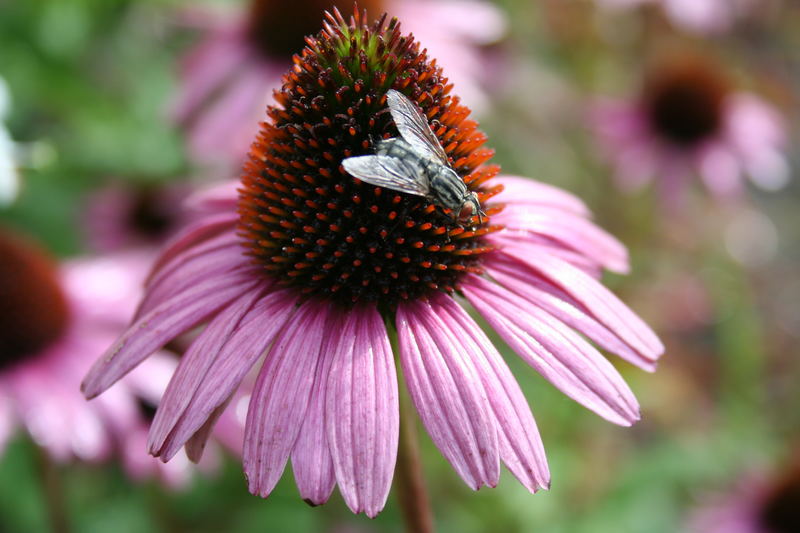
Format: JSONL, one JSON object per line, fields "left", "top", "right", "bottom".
{"left": 374, "top": 137, "right": 415, "bottom": 159}
{"left": 430, "top": 167, "right": 468, "bottom": 212}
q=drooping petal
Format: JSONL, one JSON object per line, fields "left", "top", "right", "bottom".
{"left": 491, "top": 204, "right": 630, "bottom": 274}
{"left": 146, "top": 212, "right": 238, "bottom": 281}
{"left": 462, "top": 274, "right": 641, "bottom": 426}
{"left": 184, "top": 395, "right": 234, "bottom": 463}
{"left": 397, "top": 300, "right": 500, "bottom": 490}
{"left": 147, "top": 285, "right": 267, "bottom": 454}
{"left": 144, "top": 229, "right": 240, "bottom": 291}
{"left": 291, "top": 333, "right": 337, "bottom": 507}
{"left": 326, "top": 305, "right": 399, "bottom": 517}
{"left": 81, "top": 270, "right": 259, "bottom": 399}
{"left": 243, "top": 300, "right": 332, "bottom": 498}
{"left": 488, "top": 232, "right": 604, "bottom": 278}
{"left": 430, "top": 292, "right": 550, "bottom": 492}
{"left": 137, "top": 243, "right": 248, "bottom": 319}
{"left": 485, "top": 251, "right": 660, "bottom": 371}
{"left": 155, "top": 288, "right": 299, "bottom": 461}
{"left": 496, "top": 249, "right": 664, "bottom": 360}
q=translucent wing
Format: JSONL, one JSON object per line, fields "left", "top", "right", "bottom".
{"left": 386, "top": 89, "right": 449, "bottom": 165}
{"left": 342, "top": 155, "right": 430, "bottom": 197}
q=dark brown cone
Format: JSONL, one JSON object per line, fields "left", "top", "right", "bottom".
{"left": 644, "top": 57, "right": 729, "bottom": 146}
{"left": 0, "top": 229, "right": 70, "bottom": 368}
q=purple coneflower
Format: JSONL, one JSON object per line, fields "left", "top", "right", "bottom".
{"left": 688, "top": 459, "right": 800, "bottom": 533}
{"left": 82, "top": 182, "right": 191, "bottom": 253}
{"left": 591, "top": 56, "right": 788, "bottom": 205}
{"left": 84, "top": 10, "right": 663, "bottom": 516}
{"left": 0, "top": 228, "right": 228, "bottom": 486}
{"left": 172, "top": 0, "right": 505, "bottom": 165}
{"left": 596, "top": 0, "right": 756, "bottom": 34}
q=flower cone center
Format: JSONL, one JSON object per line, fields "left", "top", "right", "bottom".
{"left": 760, "top": 467, "right": 800, "bottom": 533}
{"left": 238, "top": 10, "right": 502, "bottom": 308}
{"left": 128, "top": 187, "right": 176, "bottom": 241}
{"left": 0, "top": 230, "right": 70, "bottom": 368}
{"left": 644, "top": 59, "right": 728, "bottom": 146}
{"left": 246, "top": 0, "right": 385, "bottom": 57}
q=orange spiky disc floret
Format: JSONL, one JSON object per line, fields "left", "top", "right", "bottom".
{"left": 238, "top": 8, "right": 504, "bottom": 307}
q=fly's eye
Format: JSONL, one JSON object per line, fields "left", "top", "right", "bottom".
{"left": 458, "top": 203, "right": 476, "bottom": 219}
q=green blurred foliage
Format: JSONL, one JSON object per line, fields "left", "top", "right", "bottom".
{"left": 1, "top": 0, "right": 798, "bottom": 532}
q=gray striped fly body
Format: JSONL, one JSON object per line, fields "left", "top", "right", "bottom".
{"left": 341, "top": 90, "right": 485, "bottom": 225}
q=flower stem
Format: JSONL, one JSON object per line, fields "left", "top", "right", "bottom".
{"left": 396, "top": 386, "right": 434, "bottom": 533}
{"left": 34, "top": 444, "right": 70, "bottom": 533}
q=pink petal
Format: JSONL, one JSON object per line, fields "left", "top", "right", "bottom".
{"left": 397, "top": 301, "right": 500, "bottom": 490}
{"left": 488, "top": 175, "right": 590, "bottom": 216}
{"left": 147, "top": 285, "right": 267, "bottom": 454}
{"left": 146, "top": 212, "right": 239, "bottom": 282}
{"left": 290, "top": 317, "right": 337, "bottom": 506}
{"left": 485, "top": 252, "right": 659, "bottom": 371}
{"left": 137, "top": 242, "right": 247, "bottom": 319}
{"left": 187, "top": 64, "right": 276, "bottom": 161}
{"left": 185, "top": 181, "right": 240, "bottom": 214}
{"left": 698, "top": 143, "right": 743, "bottom": 199}
{"left": 243, "top": 300, "right": 332, "bottom": 498}
{"left": 172, "top": 29, "right": 250, "bottom": 124}
{"left": 154, "top": 288, "right": 299, "bottom": 461}
{"left": 325, "top": 305, "right": 399, "bottom": 517}
{"left": 462, "top": 274, "right": 641, "bottom": 426}
{"left": 184, "top": 396, "right": 232, "bottom": 463}
{"left": 492, "top": 204, "right": 630, "bottom": 274}
{"left": 429, "top": 292, "right": 550, "bottom": 492}
{"left": 0, "top": 391, "right": 14, "bottom": 457}
{"left": 81, "top": 270, "right": 259, "bottom": 399}
{"left": 488, "top": 232, "right": 604, "bottom": 278}
{"left": 497, "top": 249, "right": 664, "bottom": 360}
{"left": 144, "top": 230, "right": 239, "bottom": 291}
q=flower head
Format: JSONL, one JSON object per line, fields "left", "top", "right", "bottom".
{"left": 172, "top": 0, "right": 505, "bottom": 164}
{"left": 0, "top": 227, "right": 230, "bottom": 485}
{"left": 85, "top": 9, "right": 663, "bottom": 517}
{"left": 591, "top": 55, "right": 788, "bottom": 203}
{"left": 82, "top": 182, "right": 191, "bottom": 253}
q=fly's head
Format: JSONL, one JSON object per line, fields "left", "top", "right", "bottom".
{"left": 457, "top": 191, "right": 485, "bottom": 226}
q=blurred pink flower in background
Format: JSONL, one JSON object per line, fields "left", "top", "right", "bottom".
{"left": 0, "top": 228, "right": 237, "bottom": 487}
{"left": 82, "top": 182, "right": 192, "bottom": 253}
{"left": 171, "top": 0, "right": 506, "bottom": 166}
{"left": 590, "top": 56, "right": 788, "bottom": 205}
{"left": 596, "top": 0, "right": 756, "bottom": 34}
{"left": 687, "top": 459, "right": 800, "bottom": 533}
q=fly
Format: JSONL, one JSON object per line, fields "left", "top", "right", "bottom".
{"left": 342, "top": 89, "right": 485, "bottom": 225}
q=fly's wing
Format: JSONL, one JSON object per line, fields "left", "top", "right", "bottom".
{"left": 386, "top": 89, "right": 449, "bottom": 165}
{"left": 342, "top": 155, "right": 430, "bottom": 197}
